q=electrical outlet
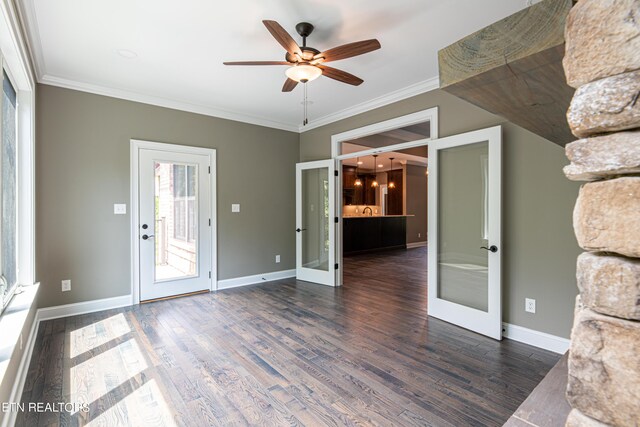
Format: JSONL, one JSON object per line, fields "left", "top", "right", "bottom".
{"left": 61, "top": 279, "right": 71, "bottom": 292}
{"left": 525, "top": 298, "right": 536, "bottom": 314}
{"left": 418, "top": 233, "right": 421, "bottom": 238}
{"left": 231, "top": 204, "right": 240, "bottom": 213}
{"left": 275, "top": 255, "right": 281, "bottom": 263}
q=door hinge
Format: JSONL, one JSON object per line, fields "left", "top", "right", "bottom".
{"left": 334, "top": 170, "right": 338, "bottom": 177}
{"left": 334, "top": 263, "right": 339, "bottom": 270}
{"left": 208, "top": 271, "right": 211, "bottom": 279}
{"left": 209, "top": 218, "right": 211, "bottom": 226}
{"left": 334, "top": 217, "right": 339, "bottom": 223}
{"left": 208, "top": 166, "right": 211, "bottom": 174}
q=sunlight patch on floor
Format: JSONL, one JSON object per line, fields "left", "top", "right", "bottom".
{"left": 87, "top": 379, "right": 177, "bottom": 427}
{"left": 71, "top": 337, "right": 148, "bottom": 407}
{"left": 70, "top": 313, "right": 131, "bottom": 358}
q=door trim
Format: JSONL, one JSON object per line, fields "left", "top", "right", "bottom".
{"left": 130, "top": 140, "right": 217, "bottom": 304}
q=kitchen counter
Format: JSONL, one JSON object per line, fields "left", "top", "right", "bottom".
{"left": 343, "top": 216, "right": 407, "bottom": 255}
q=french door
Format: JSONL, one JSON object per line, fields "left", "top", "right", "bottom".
{"left": 137, "top": 145, "right": 214, "bottom": 301}
{"left": 428, "top": 126, "right": 502, "bottom": 339}
{"left": 295, "top": 160, "right": 336, "bottom": 286}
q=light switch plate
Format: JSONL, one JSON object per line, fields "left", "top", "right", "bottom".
{"left": 61, "top": 280, "right": 71, "bottom": 292}
{"left": 232, "top": 204, "right": 240, "bottom": 213}
{"left": 114, "top": 204, "right": 127, "bottom": 215}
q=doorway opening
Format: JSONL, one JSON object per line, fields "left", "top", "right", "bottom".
{"left": 297, "top": 108, "right": 502, "bottom": 339}
{"left": 338, "top": 139, "right": 430, "bottom": 308}
{"left": 332, "top": 108, "right": 437, "bottom": 295}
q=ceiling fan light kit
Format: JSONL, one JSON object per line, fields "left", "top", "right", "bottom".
{"left": 223, "top": 19, "right": 381, "bottom": 125}
{"left": 285, "top": 63, "right": 322, "bottom": 83}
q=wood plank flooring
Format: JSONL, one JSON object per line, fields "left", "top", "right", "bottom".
{"left": 17, "top": 247, "right": 559, "bottom": 426}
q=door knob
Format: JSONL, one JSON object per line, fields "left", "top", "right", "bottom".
{"left": 142, "top": 234, "right": 154, "bottom": 240}
{"left": 142, "top": 224, "right": 148, "bottom": 229}
{"left": 296, "top": 228, "right": 307, "bottom": 232}
{"left": 480, "top": 245, "right": 498, "bottom": 253}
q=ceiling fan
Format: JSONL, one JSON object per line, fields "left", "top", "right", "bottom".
{"left": 223, "top": 20, "right": 381, "bottom": 92}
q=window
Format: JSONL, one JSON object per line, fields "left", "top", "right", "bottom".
{"left": 1, "top": 70, "right": 17, "bottom": 310}
{"left": 172, "top": 164, "right": 197, "bottom": 242}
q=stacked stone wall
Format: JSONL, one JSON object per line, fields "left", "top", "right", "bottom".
{"left": 563, "top": 1, "right": 640, "bottom": 425}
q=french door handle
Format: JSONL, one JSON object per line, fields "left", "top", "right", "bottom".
{"left": 296, "top": 228, "right": 307, "bottom": 233}
{"left": 142, "top": 234, "right": 154, "bottom": 240}
{"left": 481, "top": 245, "right": 498, "bottom": 253}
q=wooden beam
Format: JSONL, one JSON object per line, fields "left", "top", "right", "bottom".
{"left": 439, "top": 0, "right": 575, "bottom": 146}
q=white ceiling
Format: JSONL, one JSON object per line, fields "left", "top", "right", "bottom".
{"left": 19, "top": 0, "right": 531, "bottom": 132}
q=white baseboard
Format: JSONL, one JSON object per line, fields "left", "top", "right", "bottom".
{"left": 217, "top": 269, "right": 296, "bottom": 290}
{"left": 37, "top": 294, "right": 133, "bottom": 322}
{"left": 502, "top": 322, "right": 570, "bottom": 354}
{"left": 406, "top": 241, "right": 427, "bottom": 249}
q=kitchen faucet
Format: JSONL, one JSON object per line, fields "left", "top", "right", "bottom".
{"left": 363, "top": 206, "right": 373, "bottom": 216}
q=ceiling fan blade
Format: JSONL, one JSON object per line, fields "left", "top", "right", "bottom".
{"left": 223, "top": 61, "right": 291, "bottom": 66}
{"left": 282, "top": 78, "right": 299, "bottom": 92}
{"left": 315, "top": 39, "right": 381, "bottom": 62}
{"left": 317, "top": 65, "right": 363, "bottom": 86}
{"left": 263, "top": 20, "right": 302, "bottom": 56}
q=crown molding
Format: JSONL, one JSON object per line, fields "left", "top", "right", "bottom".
{"left": 299, "top": 76, "right": 440, "bottom": 132}
{"left": 13, "top": 0, "right": 44, "bottom": 82}
{"left": 39, "top": 74, "right": 300, "bottom": 132}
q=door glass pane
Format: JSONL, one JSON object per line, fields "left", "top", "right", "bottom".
{"left": 154, "top": 162, "right": 198, "bottom": 281}
{"left": 437, "top": 141, "right": 489, "bottom": 311}
{"left": 302, "top": 168, "right": 330, "bottom": 272}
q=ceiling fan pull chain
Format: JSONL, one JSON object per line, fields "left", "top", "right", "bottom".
{"left": 303, "top": 83, "right": 309, "bottom": 126}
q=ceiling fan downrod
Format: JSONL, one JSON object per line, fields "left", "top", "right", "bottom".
{"left": 295, "top": 22, "right": 314, "bottom": 48}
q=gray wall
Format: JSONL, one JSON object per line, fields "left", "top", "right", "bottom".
{"left": 36, "top": 84, "right": 299, "bottom": 308}
{"left": 300, "top": 89, "right": 581, "bottom": 338}
{"left": 405, "top": 164, "right": 428, "bottom": 245}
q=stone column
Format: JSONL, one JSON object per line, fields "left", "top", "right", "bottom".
{"left": 562, "top": 1, "right": 640, "bottom": 426}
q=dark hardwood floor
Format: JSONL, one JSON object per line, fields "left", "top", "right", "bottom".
{"left": 18, "top": 247, "right": 559, "bottom": 426}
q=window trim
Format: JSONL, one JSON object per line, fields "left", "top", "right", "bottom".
{"left": 0, "top": 0, "right": 37, "bottom": 306}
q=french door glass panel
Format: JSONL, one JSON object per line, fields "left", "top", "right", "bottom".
{"left": 302, "top": 168, "right": 330, "bottom": 272}
{"left": 296, "top": 160, "right": 335, "bottom": 286}
{"left": 437, "top": 142, "right": 489, "bottom": 312}
{"left": 428, "top": 126, "right": 501, "bottom": 340}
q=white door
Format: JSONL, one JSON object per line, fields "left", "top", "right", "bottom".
{"left": 296, "top": 160, "right": 336, "bottom": 286}
{"left": 427, "top": 126, "right": 502, "bottom": 339}
{"left": 138, "top": 148, "right": 212, "bottom": 301}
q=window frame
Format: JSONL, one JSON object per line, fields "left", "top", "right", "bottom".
{"left": 0, "top": 18, "right": 36, "bottom": 314}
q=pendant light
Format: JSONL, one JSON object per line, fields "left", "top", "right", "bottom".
{"left": 371, "top": 155, "right": 379, "bottom": 187}
{"left": 354, "top": 157, "right": 362, "bottom": 186}
{"left": 388, "top": 157, "right": 396, "bottom": 189}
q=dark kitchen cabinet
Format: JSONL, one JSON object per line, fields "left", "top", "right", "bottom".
{"left": 343, "top": 166, "right": 377, "bottom": 206}
{"left": 343, "top": 216, "right": 407, "bottom": 255}
{"left": 387, "top": 169, "right": 403, "bottom": 215}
